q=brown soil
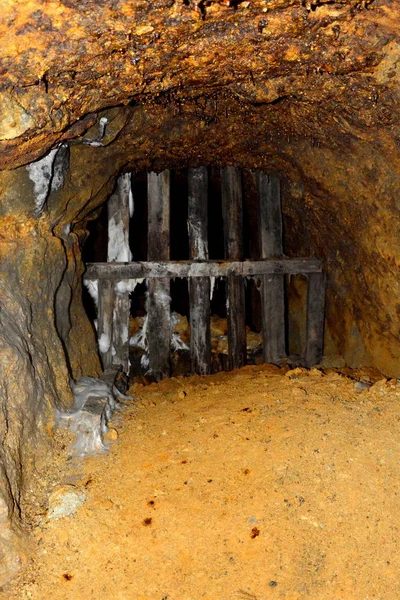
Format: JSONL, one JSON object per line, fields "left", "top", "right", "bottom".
{"left": 7, "top": 365, "right": 400, "bottom": 600}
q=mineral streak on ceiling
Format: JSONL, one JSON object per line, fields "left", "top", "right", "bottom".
{"left": 0, "top": 0, "right": 399, "bottom": 169}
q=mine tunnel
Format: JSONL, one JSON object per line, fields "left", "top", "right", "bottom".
{"left": 0, "top": 0, "right": 399, "bottom": 596}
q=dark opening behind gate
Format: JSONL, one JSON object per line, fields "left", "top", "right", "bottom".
{"left": 84, "top": 167, "right": 326, "bottom": 381}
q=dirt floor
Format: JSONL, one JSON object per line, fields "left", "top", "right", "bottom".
{"left": 6, "top": 365, "right": 400, "bottom": 600}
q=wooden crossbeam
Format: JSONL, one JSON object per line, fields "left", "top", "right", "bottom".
{"left": 85, "top": 258, "right": 322, "bottom": 281}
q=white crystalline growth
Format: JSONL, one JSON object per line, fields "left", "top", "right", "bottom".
{"left": 98, "top": 333, "right": 110, "bottom": 354}
{"left": 120, "top": 324, "right": 129, "bottom": 345}
{"left": 84, "top": 279, "right": 99, "bottom": 308}
{"left": 115, "top": 279, "right": 143, "bottom": 294}
{"left": 141, "top": 354, "right": 150, "bottom": 369}
{"left": 26, "top": 147, "right": 58, "bottom": 213}
{"left": 108, "top": 216, "right": 132, "bottom": 262}
{"left": 99, "top": 116, "right": 108, "bottom": 138}
{"left": 129, "top": 314, "right": 150, "bottom": 371}
{"left": 51, "top": 143, "right": 69, "bottom": 192}
{"left": 171, "top": 332, "right": 189, "bottom": 352}
{"left": 129, "top": 312, "right": 189, "bottom": 353}
{"left": 108, "top": 173, "right": 133, "bottom": 262}
{"left": 187, "top": 220, "right": 208, "bottom": 260}
{"left": 171, "top": 312, "right": 189, "bottom": 351}
{"left": 26, "top": 143, "right": 69, "bottom": 214}
{"left": 130, "top": 315, "right": 148, "bottom": 350}
{"left": 83, "top": 116, "right": 108, "bottom": 147}
{"left": 56, "top": 376, "right": 131, "bottom": 456}
{"left": 128, "top": 181, "right": 134, "bottom": 218}
{"left": 210, "top": 276, "right": 216, "bottom": 300}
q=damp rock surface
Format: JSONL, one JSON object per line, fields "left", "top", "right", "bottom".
{"left": 6, "top": 365, "right": 400, "bottom": 599}
{"left": 0, "top": 0, "right": 399, "bottom": 170}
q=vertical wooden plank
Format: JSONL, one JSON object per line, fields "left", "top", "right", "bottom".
{"left": 107, "top": 173, "right": 132, "bottom": 373}
{"left": 257, "top": 171, "right": 286, "bottom": 364}
{"left": 221, "top": 166, "right": 247, "bottom": 370}
{"left": 147, "top": 170, "right": 170, "bottom": 261}
{"left": 305, "top": 272, "right": 326, "bottom": 367}
{"left": 188, "top": 166, "right": 211, "bottom": 374}
{"left": 97, "top": 279, "right": 115, "bottom": 369}
{"left": 147, "top": 170, "right": 171, "bottom": 381}
{"left": 221, "top": 167, "right": 244, "bottom": 260}
{"left": 108, "top": 173, "right": 132, "bottom": 263}
{"left": 244, "top": 170, "right": 262, "bottom": 332}
{"left": 112, "top": 290, "right": 131, "bottom": 373}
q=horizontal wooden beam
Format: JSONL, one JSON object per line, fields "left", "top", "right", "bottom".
{"left": 85, "top": 258, "right": 322, "bottom": 281}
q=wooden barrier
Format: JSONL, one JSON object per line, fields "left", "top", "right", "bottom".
{"left": 86, "top": 168, "right": 326, "bottom": 377}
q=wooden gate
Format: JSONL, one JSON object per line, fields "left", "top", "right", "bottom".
{"left": 84, "top": 168, "right": 326, "bottom": 380}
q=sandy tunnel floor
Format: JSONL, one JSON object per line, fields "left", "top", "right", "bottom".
{"left": 8, "top": 365, "right": 400, "bottom": 600}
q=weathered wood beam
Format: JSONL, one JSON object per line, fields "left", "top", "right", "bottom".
{"left": 257, "top": 171, "right": 286, "bottom": 364}
{"left": 112, "top": 289, "right": 131, "bottom": 373}
{"left": 188, "top": 167, "right": 211, "bottom": 375}
{"left": 107, "top": 173, "right": 132, "bottom": 263}
{"left": 147, "top": 170, "right": 170, "bottom": 262}
{"left": 221, "top": 166, "right": 247, "bottom": 370}
{"left": 97, "top": 279, "right": 115, "bottom": 370}
{"left": 85, "top": 258, "right": 322, "bottom": 281}
{"left": 305, "top": 272, "right": 326, "bottom": 367}
{"left": 147, "top": 170, "right": 171, "bottom": 381}
{"left": 107, "top": 173, "right": 132, "bottom": 373}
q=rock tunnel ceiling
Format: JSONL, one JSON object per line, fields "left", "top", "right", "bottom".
{"left": 0, "top": 0, "right": 399, "bottom": 167}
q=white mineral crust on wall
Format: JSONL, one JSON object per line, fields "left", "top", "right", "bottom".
{"left": 108, "top": 173, "right": 133, "bottom": 262}
{"left": 98, "top": 333, "right": 110, "bottom": 354}
{"left": 26, "top": 147, "right": 57, "bottom": 213}
{"left": 108, "top": 216, "right": 132, "bottom": 262}
{"left": 83, "top": 116, "right": 108, "bottom": 146}
{"left": 56, "top": 376, "right": 132, "bottom": 457}
{"left": 210, "top": 276, "right": 216, "bottom": 300}
{"left": 115, "top": 279, "right": 143, "bottom": 294}
{"left": 84, "top": 279, "right": 99, "bottom": 307}
{"left": 128, "top": 181, "right": 134, "bottom": 218}
{"left": 26, "top": 143, "right": 69, "bottom": 214}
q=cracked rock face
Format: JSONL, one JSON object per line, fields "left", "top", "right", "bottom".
{"left": 0, "top": 0, "right": 399, "bottom": 167}
{"left": 0, "top": 0, "right": 399, "bottom": 584}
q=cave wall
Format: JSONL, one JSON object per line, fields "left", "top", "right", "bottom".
{"left": 0, "top": 114, "right": 131, "bottom": 576}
